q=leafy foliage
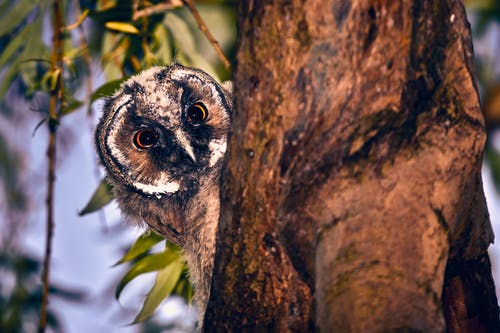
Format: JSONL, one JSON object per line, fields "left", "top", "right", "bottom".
{"left": 79, "top": 179, "right": 114, "bottom": 215}
{"left": 113, "top": 232, "right": 193, "bottom": 323}
{"left": 85, "top": 0, "right": 235, "bottom": 81}
{"left": 80, "top": 178, "right": 194, "bottom": 323}
{"left": 0, "top": 0, "right": 235, "bottom": 329}
{"left": 0, "top": 1, "right": 49, "bottom": 99}
{"left": 89, "top": 78, "right": 128, "bottom": 104}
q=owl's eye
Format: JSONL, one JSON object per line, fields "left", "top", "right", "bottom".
{"left": 186, "top": 102, "right": 208, "bottom": 123}
{"left": 133, "top": 129, "right": 158, "bottom": 149}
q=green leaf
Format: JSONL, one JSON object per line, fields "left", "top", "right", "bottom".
{"left": 105, "top": 21, "right": 140, "bottom": 34}
{"left": 40, "top": 69, "right": 54, "bottom": 92}
{"left": 32, "top": 118, "right": 47, "bottom": 136}
{"left": 90, "top": 78, "right": 126, "bottom": 104}
{"left": 152, "top": 24, "right": 173, "bottom": 66}
{"left": 0, "top": 23, "right": 32, "bottom": 68}
{"left": 78, "top": 180, "right": 114, "bottom": 216}
{"left": 101, "top": 33, "right": 127, "bottom": 80}
{"left": 0, "top": 1, "right": 11, "bottom": 17}
{"left": 0, "top": 15, "right": 47, "bottom": 98}
{"left": 132, "top": 257, "right": 184, "bottom": 323}
{"left": 464, "top": 0, "right": 496, "bottom": 10}
{"left": 17, "top": 17, "right": 48, "bottom": 64}
{"left": 114, "top": 232, "right": 164, "bottom": 266}
{"left": 115, "top": 249, "right": 181, "bottom": 300}
{"left": 88, "top": 4, "right": 133, "bottom": 23}
{"left": 60, "top": 96, "right": 84, "bottom": 116}
{"left": 0, "top": 59, "right": 20, "bottom": 99}
{"left": 174, "top": 273, "right": 194, "bottom": 303}
{"left": 49, "top": 68, "right": 60, "bottom": 91}
{"left": 0, "top": 0, "right": 38, "bottom": 36}
{"left": 164, "top": 12, "right": 197, "bottom": 61}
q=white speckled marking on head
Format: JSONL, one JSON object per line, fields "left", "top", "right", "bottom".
{"left": 126, "top": 67, "right": 181, "bottom": 120}
{"left": 131, "top": 67, "right": 163, "bottom": 92}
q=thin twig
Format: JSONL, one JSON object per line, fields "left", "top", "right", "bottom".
{"left": 38, "top": 0, "right": 64, "bottom": 332}
{"left": 182, "top": 0, "right": 231, "bottom": 72}
{"left": 63, "top": 8, "right": 89, "bottom": 31}
{"left": 132, "top": 0, "right": 183, "bottom": 21}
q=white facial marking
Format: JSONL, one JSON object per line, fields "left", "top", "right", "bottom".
{"left": 209, "top": 138, "right": 227, "bottom": 167}
{"left": 107, "top": 96, "right": 132, "bottom": 168}
{"left": 132, "top": 179, "right": 180, "bottom": 195}
{"left": 174, "top": 128, "right": 196, "bottom": 162}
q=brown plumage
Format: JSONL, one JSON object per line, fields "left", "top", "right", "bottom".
{"left": 95, "top": 64, "right": 232, "bottom": 327}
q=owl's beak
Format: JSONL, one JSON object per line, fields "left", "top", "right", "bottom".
{"left": 173, "top": 128, "right": 196, "bottom": 163}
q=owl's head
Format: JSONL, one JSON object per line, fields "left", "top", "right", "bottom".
{"left": 96, "top": 65, "right": 231, "bottom": 311}
{"left": 95, "top": 65, "right": 232, "bottom": 204}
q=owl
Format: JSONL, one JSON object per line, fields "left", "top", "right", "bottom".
{"left": 95, "top": 64, "right": 232, "bottom": 325}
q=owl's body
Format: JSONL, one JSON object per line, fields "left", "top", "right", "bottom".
{"left": 95, "top": 64, "right": 232, "bottom": 324}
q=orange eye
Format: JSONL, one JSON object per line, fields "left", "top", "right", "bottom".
{"left": 133, "top": 129, "right": 158, "bottom": 149}
{"left": 186, "top": 102, "right": 208, "bottom": 123}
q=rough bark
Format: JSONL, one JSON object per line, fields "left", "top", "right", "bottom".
{"left": 204, "top": 0, "right": 499, "bottom": 332}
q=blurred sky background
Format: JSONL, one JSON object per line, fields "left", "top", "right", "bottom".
{"left": 1, "top": 2, "right": 500, "bottom": 333}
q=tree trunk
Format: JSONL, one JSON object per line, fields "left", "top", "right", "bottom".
{"left": 204, "top": 0, "right": 500, "bottom": 332}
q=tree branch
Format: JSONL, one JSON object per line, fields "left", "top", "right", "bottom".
{"left": 38, "top": 0, "right": 64, "bottom": 331}
{"left": 132, "top": 0, "right": 183, "bottom": 21}
{"left": 182, "top": 0, "right": 231, "bottom": 72}
{"left": 63, "top": 8, "right": 89, "bottom": 31}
